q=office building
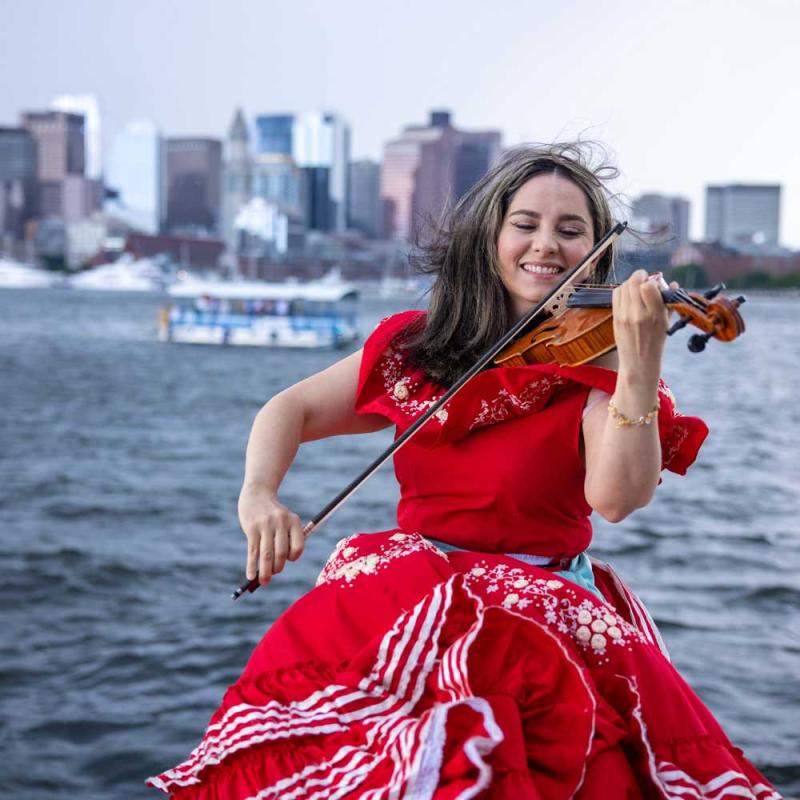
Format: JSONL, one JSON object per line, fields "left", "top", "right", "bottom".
{"left": 254, "top": 111, "right": 351, "bottom": 233}
{"left": 381, "top": 111, "right": 501, "bottom": 241}
{"left": 705, "top": 184, "right": 780, "bottom": 248}
{"left": 222, "top": 109, "right": 253, "bottom": 250}
{"left": 0, "top": 127, "right": 38, "bottom": 238}
{"left": 162, "top": 137, "right": 223, "bottom": 235}
{"left": 21, "top": 110, "right": 85, "bottom": 182}
{"left": 53, "top": 94, "right": 102, "bottom": 179}
{"left": 631, "top": 194, "right": 690, "bottom": 249}
{"left": 348, "top": 159, "right": 381, "bottom": 238}
{"left": 106, "top": 119, "right": 161, "bottom": 234}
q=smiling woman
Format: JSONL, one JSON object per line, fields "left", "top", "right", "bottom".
{"left": 148, "top": 143, "right": 782, "bottom": 800}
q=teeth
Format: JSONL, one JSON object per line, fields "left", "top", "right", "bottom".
{"left": 521, "top": 264, "right": 562, "bottom": 275}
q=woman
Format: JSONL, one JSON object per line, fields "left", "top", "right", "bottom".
{"left": 149, "top": 145, "right": 780, "bottom": 799}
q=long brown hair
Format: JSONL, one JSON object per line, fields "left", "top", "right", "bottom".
{"left": 404, "top": 142, "right": 620, "bottom": 386}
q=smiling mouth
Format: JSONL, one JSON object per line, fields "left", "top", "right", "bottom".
{"left": 520, "top": 263, "right": 565, "bottom": 276}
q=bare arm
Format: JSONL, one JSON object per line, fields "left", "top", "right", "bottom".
{"left": 582, "top": 271, "right": 669, "bottom": 522}
{"left": 238, "top": 348, "right": 391, "bottom": 584}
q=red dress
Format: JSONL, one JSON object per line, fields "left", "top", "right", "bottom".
{"left": 148, "top": 311, "right": 781, "bottom": 799}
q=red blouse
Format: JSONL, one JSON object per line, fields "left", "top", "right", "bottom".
{"left": 355, "top": 310, "right": 708, "bottom": 558}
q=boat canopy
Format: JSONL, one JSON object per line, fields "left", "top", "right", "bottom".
{"left": 168, "top": 279, "right": 358, "bottom": 303}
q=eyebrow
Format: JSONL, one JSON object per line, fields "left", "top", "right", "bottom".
{"left": 509, "top": 210, "right": 589, "bottom": 225}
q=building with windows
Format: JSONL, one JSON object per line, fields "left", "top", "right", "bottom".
{"left": 106, "top": 119, "right": 161, "bottom": 234}
{"left": 705, "top": 184, "right": 780, "bottom": 248}
{"left": 381, "top": 111, "right": 501, "bottom": 241}
{"left": 254, "top": 112, "right": 350, "bottom": 233}
{"left": 21, "top": 110, "right": 85, "bottom": 182}
{"left": 222, "top": 109, "right": 253, "bottom": 250}
{"left": 254, "top": 115, "right": 294, "bottom": 157}
{"left": 162, "top": 138, "right": 222, "bottom": 235}
{"left": 627, "top": 193, "right": 691, "bottom": 255}
{"left": 52, "top": 94, "right": 102, "bottom": 179}
{"left": 0, "top": 127, "right": 38, "bottom": 239}
{"left": 348, "top": 159, "right": 381, "bottom": 239}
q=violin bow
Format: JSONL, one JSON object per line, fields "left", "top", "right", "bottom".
{"left": 233, "top": 221, "right": 628, "bottom": 599}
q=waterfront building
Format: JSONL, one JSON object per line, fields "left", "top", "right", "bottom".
{"left": 52, "top": 94, "right": 102, "bottom": 179}
{"left": 293, "top": 112, "right": 350, "bottom": 233}
{"left": 251, "top": 155, "right": 302, "bottom": 213}
{"left": 222, "top": 109, "right": 253, "bottom": 250}
{"left": 0, "top": 127, "right": 38, "bottom": 240}
{"left": 254, "top": 112, "right": 351, "bottom": 233}
{"left": 61, "top": 175, "right": 103, "bottom": 223}
{"left": 348, "top": 159, "right": 381, "bottom": 239}
{"left": 162, "top": 137, "right": 223, "bottom": 235}
{"left": 21, "top": 110, "right": 85, "bottom": 182}
{"left": 381, "top": 110, "right": 501, "bottom": 241}
{"left": 631, "top": 193, "right": 690, "bottom": 249}
{"left": 106, "top": 119, "right": 161, "bottom": 234}
{"left": 254, "top": 114, "right": 294, "bottom": 156}
{"left": 705, "top": 183, "right": 781, "bottom": 248}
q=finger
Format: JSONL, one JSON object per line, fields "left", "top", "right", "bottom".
{"left": 288, "top": 517, "right": 305, "bottom": 561}
{"left": 258, "top": 530, "right": 274, "bottom": 585}
{"left": 640, "top": 279, "right": 666, "bottom": 318}
{"left": 273, "top": 528, "right": 290, "bottom": 574}
{"left": 245, "top": 530, "right": 259, "bottom": 581}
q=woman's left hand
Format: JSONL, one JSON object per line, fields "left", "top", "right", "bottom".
{"left": 611, "top": 270, "right": 671, "bottom": 378}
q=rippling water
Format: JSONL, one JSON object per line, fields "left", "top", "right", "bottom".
{"left": 1, "top": 288, "right": 798, "bottom": 798}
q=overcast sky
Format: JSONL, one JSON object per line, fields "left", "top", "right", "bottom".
{"left": 2, "top": 0, "right": 799, "bottom": 246}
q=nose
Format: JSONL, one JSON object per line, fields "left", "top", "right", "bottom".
{"left": 530, "top": 225, "right": 557, "bottom": 255}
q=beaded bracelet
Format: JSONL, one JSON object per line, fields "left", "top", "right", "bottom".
{"left": 608, "top": 398, "right": 659, "bottom": 428}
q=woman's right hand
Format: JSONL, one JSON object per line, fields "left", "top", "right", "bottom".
{"left": 238, "top": 483, "right": 305, "bottom": 585}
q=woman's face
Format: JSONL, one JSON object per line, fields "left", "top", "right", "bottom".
{"left": 496, "top": 172, "right": 595, "bottom": 321}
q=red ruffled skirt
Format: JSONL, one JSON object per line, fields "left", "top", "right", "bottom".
{"left": 148, "top": 531, "right": 780, "bottom": 799}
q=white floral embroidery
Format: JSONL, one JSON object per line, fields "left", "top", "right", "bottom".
{"left": 379, "top": 349, "right": 448, "bottom": 425}
{"left": 317, "top": 532, "right": 447, "bottom": 587}
{"left": 469, "top": 376, "right": 564, "bottom": 430}
{"left": 461, "top": 561, "right": 648, "bottom": 664}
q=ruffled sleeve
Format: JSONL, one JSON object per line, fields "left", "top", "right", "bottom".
{"left": 539, "top": 364, "right": 709, "bottom": 475}
{"left": 354, "top": 311, "right": 708, "bottom": 473}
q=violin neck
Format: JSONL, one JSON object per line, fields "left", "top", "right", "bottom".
{"left": 567, "top": 285, "right": 686, "bottom": 309}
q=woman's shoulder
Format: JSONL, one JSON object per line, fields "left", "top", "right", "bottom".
{"left": 363, "top": 310, "right": 426, "bottom": 353}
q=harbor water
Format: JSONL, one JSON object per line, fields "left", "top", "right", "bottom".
{"left": 1, "top": 288, "right": 798, "bottom": 797}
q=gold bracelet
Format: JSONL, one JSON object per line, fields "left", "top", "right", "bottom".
{"left": 608, "top": 398, "right": 659, "bottom": 428}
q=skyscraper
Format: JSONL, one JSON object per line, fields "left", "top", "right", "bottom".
{"left": 254, "top": 112, "right": 351, "bottom": 233}
{"left": 222, "top": 109, "right": 253, "bottom": 250}
{"left": 106, "top": 119, "right": 161, "bottom": 234}
{"left": 632, "top": 194, "right": 690, "bottom": 248}
{"left": 53, "top": 95, "right": 102, "bottom": 180}
{"left": 21, "top": 110, "right": 85, "bottom": 182}
{"left": 162, "top": 138, "right": 223, "bottom": 235}
{"left": 0, "top": 127, "right": 37, "bottom": 239}
{"left": 293, "top": 112, "right": 350, "bottom": 233}
{"left": 705, "top": 184, "right": 781, "bottom": 248}
{"left": 254, "top": 115, "right": 294, "bottom": 157}
{"left": 348, "top": 159, "right": 381, "bottom": 238}
{"left": 381, "top": 111, "right": 501, "bottom": 241}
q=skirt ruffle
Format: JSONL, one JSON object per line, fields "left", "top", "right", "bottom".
{"left": 148, "top": 532, "right": 780, "bottom": 799}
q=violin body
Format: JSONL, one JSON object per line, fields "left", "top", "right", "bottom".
{"left": 494, "top": 284, "right": 746, "bottom": 368}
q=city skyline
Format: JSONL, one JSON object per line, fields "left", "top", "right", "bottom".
{"left": 2, "top": 0, "right": 798, "bottom": 246}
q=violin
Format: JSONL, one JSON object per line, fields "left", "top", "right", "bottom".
{"left": 494, "top": 282, "right": 746, "bottom": 369}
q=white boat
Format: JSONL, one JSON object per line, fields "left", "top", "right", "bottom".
{"left": 159, "top": 277, "right": 360, "bottom": 348}
{"left": 68, "top": 256, "right": 165, "bottom": 292}
{"left": 0, "top": 259, "right": 59, "bottom": 288}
